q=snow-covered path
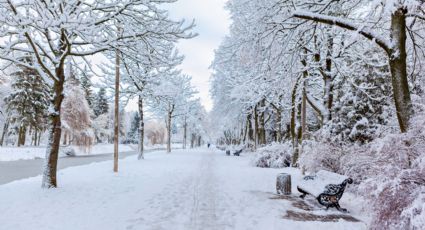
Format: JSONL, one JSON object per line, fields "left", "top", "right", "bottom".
{"left": 0, "top": 148, "right": 367, "bottom": 230}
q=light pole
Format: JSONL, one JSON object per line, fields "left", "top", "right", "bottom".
{"left": 114, "top": 25, "right": 122, "bottom": 173}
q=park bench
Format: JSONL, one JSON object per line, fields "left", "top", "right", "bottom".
{"left": 297, "top": 170, "right": 353, "bottom": 212}
{"left": 225, "top": 148, "right": 243, "bottom": 156}
{"left": 233, "top": 149, "right": 242, "bottom": 156}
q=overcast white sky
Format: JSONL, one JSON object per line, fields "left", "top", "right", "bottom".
{"left": 165, "top": 0, "right": 230, "bottom": 111}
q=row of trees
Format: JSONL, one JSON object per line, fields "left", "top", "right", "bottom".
{"left": 0, "top": 0, "right": 207, "bottom": 188}
{"left": 211, "top": 0, "right": 425, "bottom": 154}
{"left": 211, "top": 2, "right": 425, "bottom": 228}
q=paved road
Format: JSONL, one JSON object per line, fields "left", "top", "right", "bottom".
{"left": 0, "top": 149, "right": 162, "bottom": 185}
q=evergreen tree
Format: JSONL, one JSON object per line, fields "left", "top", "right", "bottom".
{"left": 94, "top": 88, "right": 109, "bottom": 117}
{"left": 79, "top": 67, "right": 95, "bottom": 108}
{"left": 127, "top": 112, "right": 140, "bottom": 144}
{"left": 5, "top": 63, "right": 50, "bottom": 146}
{"left": 326, "top": 48, "right": 391, "bottom": 143}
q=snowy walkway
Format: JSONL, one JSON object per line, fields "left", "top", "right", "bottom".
{"left": 0, "top": 148, "right": 367, "bottom": 230}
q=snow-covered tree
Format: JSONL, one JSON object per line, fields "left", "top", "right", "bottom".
{"left": 79, "top": 67, "right": 95, "bottom": 109}
{"left": 61, "top": 67, "right": 94, "bottom": 151}
{"left": 4, "top": 62, "right": 50, "bottom": 147}
{"left": 150, "top": 72, "right": 196, "bottom": 153}
{"left": 126, "top": 112, "right": 140, "bottom": 144}
{"left": 0, "top": 74, "right": 12, "bottom": 146}
{"left": 0, "top": 0, "right": 194, "bottom": 188}
{"left": 325, "top": 47, "right": 393, "bottom": 143}
{"left": 290, "top": 0, "right": 425, "bottom": 132}
{"left": 119, "top": 41, "right": 184, "bottom": 159}
{"left": 94, "top": 88, "right": 109, "bottom": 117}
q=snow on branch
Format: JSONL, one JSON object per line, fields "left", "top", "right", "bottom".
{"left": 305, "top": 92, "right": 326, "bottom": 120}
{"left": 292, "top": 10, "right": 391, "bottom": 53}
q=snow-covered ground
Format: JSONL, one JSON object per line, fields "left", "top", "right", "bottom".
{"left": 0, "top": 148, "right": 367, "bottom": 229}
{"left": 0, "top": 144, "right": 177, "bottom": 161}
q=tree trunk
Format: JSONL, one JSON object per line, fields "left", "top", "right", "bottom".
{"left": 258, "top": 100, "right": 266, "bottom": 145}
{"left": 37, "top": 130, "right": 42, "bottom": 146}
{"left": 290, "top": 77, "right": 301, "bottom": 146}
{"left": 253, "top": 105, "right": 258, "bottom": 150}
{"left": 191, "top": 133, "right": 195, "bottom": 148}
{"left": 183, "top": 116, "right": 187, "bottom": 149}
{"left": 33, "top": 129, "right": 38, "bottom": 146}
{"left": 63, "top": 131, "right": 67, "bottom": 145}
{"left": 137, "top": 96, "right": 145, "bottom": 160}
{"left": 0, "top": 117, "right": 9, "bottom": 146}
{"left": 301, "top": 85, "right": 307, "bottom": 140}
{"left": 197, "top": 135, "right": 201, "bottom": 147}
{"left": 292, "top": 102, "right": 303, "bottom": 167}
{"left": 242, "top": 117, "right": 248, "bottom": 143}
{"left": 18, "top": 125, "right": 27, "bottom": 147}
{"left": 389, "top": 8, "right": 411, "bottom": 133}
{"left": 113, "top": 43, "right": 120, "bottom": 172}
{"left": 42, "top": 70, "right": 65, "bottom": 188}
{"left": 323, "top": 33, "right": 334, "bottom": 122}
{"left": 247, "top": 113, "right": 254, "bottom": 144}
{"left": 275, "top": 107, "right": 282, "bottom": 142}
{"left": 166, "top": 111, "right": 172, "bottom": 153}
{"left": 17, "top": 126, "right": 23, "bottom": 147}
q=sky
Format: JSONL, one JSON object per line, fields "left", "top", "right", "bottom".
{"left": 165, "top": 0, "right": 231, "bottom": 111}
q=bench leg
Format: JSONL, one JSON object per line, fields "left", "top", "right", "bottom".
{"left": 297, "top": 187, "right": 308, "bottom": 199}
{"left": 335, "top": 202, "right": 348, "bottom": 213}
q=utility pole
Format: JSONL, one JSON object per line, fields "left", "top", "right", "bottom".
{"left": 114, "top": 26, "right": 121, "bottom": 173}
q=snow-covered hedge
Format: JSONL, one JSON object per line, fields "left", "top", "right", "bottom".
{"left": 252, "top": 143, "right": 292, "bottom": 168}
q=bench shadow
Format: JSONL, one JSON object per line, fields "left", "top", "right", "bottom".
{"left": 283, "top": 210, "right": 361, "bottom": 222}
{"left": 269, "top": 194, "right": 361, "bottom": 223}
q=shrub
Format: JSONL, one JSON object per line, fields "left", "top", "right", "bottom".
{"left": 301, "top": 114, "right": 425, "bottom": 229}
{"left": 299, "top": 140, "right": 345, "bottom": 173}
{"left": 252, "top": 143, "right": 292, "bottom": 168}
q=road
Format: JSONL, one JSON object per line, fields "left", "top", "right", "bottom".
{"left": 0, "top": 149, "right": 161, "bottom": 185}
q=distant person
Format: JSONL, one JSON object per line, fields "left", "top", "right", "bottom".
{"left": 207, "top": 143, "right": 211, "bottom": 148}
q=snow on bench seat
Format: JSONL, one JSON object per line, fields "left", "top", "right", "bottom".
{"left": 297, "top": 170, "right": 349, "bottom": 197}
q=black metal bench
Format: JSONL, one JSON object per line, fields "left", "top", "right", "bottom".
{"left": 225, "top": 149, "right": 242, "bottom": 156}
{"left": 233, "top": 149, "right": 242, "bottom": 156}
{"left": 297, "top": 170, "right": 353, "bottom": 212}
